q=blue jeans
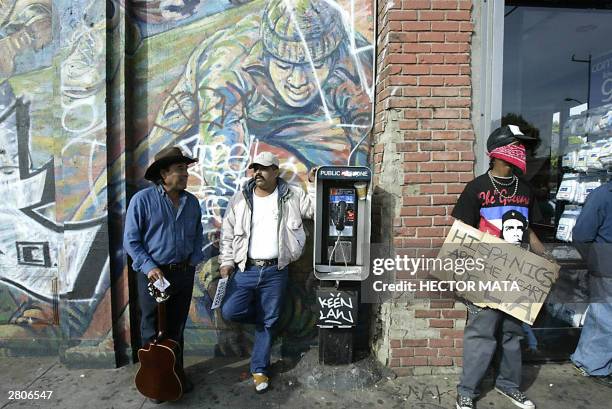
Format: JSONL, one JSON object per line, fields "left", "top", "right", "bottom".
{"left": 571, "top": 277, "right": 612, "bottom": 376}
{"left": 522, "top": 323, "right": 538, "bottom": 350}
{"left": 221, "top": 264, "right": 288, "bottom": 374}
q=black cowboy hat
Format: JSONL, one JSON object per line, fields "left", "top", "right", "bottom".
{"left": 144, "top": 146, "right": 197, "bottom": 181}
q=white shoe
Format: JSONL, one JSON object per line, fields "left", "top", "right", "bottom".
{"left": 252, "top": 373, "right": 269, "bottom": 393}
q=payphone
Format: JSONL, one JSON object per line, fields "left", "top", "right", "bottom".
{"left": 314, "top": 165, "right": 372, "bottom": 280}
{"left": 314, "top": 166, "right": 372, "bottom": 365}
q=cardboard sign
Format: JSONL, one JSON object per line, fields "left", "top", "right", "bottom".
{"left": 317, "top": 290, "right": 358, "bottom": 328}
{"left": 432, "top": 220, "right": 560, "bottom": 325}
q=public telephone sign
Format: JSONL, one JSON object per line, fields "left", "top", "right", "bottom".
{"left": 317, "top": 290, "right": 358, "bottom": 328}
{"left": 317, "top": 166, "right": 371, "bottom": 180}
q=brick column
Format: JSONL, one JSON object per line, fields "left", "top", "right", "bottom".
{"left": 372, "top": 0, "right": 475, "bottom": 375}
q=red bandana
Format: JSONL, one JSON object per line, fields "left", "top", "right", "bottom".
{"left": 488, "top": 144, "right": 526, "bottom": 174}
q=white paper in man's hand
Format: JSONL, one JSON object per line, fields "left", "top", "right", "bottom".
{"left": 211, "top": 277, "right": 228, "bottom": 310}
{"left": 154, "top": 277, "right": 171, "bottom": 292}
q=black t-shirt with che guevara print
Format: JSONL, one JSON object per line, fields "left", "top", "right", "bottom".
{"left": 451, "top": 173, "right": 542, "bottom": 245}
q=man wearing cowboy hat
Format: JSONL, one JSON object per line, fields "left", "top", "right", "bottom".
{"left": 124, "top": 146, "right": 204, "bottom": 399}
{"left": 219, "top": 151, "right": 316, "bottom": 393}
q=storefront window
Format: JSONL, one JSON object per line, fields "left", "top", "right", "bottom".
{"left": 501, "top": 1, "right": 612, "bottom": 360}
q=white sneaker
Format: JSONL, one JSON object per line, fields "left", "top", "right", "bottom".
{"left": 252, "top": 373, "right": 269, "bottom": 393}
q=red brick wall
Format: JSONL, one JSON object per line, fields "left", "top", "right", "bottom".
{"left": 373, "top": 0, "right": 475, "bottom": 374}
{"left": 386, "top": 301, "right": 467, "bottom": 374}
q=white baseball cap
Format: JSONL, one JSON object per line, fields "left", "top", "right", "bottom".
{"left": 248, "top": 151, "right": 279, "bottom": 169}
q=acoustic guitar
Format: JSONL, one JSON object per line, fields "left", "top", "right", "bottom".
{"left": 135, "top": 284, "right": 186, "bottom": 401}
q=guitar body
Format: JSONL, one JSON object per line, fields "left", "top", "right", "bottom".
{"left": 135, "top": 338, "right": 186, "bottom": 401}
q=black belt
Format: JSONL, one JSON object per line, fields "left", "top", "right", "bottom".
{"left": 246, "top": 258, "right": 278, "bottom": 267}
{"left": 159, "top": 261, "right": 190, "bottom": 272}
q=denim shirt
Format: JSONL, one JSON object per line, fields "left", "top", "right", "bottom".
{"left": 573, "top": 182, "right": 612, "bottom": 277}
{"left": 123, "top": 185, "right": 204, "bottom": 275}
{"left": 573, "top": 182, "right": 612, "bottom": 244}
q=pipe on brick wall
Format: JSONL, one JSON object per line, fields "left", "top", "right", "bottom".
{"left": 348, "top": 0, "right": 379, "bottom": 166}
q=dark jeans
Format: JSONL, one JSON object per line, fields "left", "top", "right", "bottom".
{"left": 457, "top": 307, "right": 524, "bottom": 399}
{"left": 221, "top": 264, "right": 288, "bottom": 374}
{"left": 136, "top": 266, "right": 195, "bottom": 367}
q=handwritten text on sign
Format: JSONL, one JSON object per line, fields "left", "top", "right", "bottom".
{"left": 317, "top": 291, "right": 358, "bottom": 328}
{"left": 433, "top": 220, "right": 560, "bottom": 325}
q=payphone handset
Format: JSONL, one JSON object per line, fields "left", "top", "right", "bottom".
{"left": 327, "top": 187, "right": 357, "bottom": 266}
{"left": 329, "top": 188, "right": 355, "bottom": 236}
{"left": 314, "top": 166, "right": 372, "bottom": 281}
{"left": 333, "top": 200, "right": 347, "bottom": 232}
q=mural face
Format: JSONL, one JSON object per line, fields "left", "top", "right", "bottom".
{"left": 268, "top": 58, "right": 333, "bottom": 108}
{"left": 0, "top": 0, "right": 374, "bottom": 362}
{"left": 121, "top": 0, "right": 204, "bottom": 23}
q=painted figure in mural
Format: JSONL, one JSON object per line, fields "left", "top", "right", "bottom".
{"left": 146, "top": 0, "right": 373, "bottom": 233}
{"left": 570, "top": 181, "right": 612, "bottom": 386}
{"left": 0, "top": 0, "right": 51, "bottom": 77}
{"left": 219, "top": 151, "right": 315, "bottom": 393}
{"left": 452, "top": 125, "right": 548, "bottom": 409}
{"left": 124, "top": 146, "right": 205, "bottom": 398}
{"left": 0, "top": 0, "right": 56, "bottom": 334}
{"left": 1, "top": 6, "right": 111, "bottom": 341}
{"left": 0, "top": 0, "right": 51, "bottom": 175}
{"left": 120, "top": 0, "right": 204, "bottom": 23}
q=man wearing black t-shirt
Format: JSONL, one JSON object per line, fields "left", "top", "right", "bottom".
{"left": 452, "top": 125, "right": 547, "bottom": 409}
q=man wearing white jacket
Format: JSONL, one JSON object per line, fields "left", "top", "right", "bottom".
{"left": 219, "top": 151, "right": 315, "bottom": 393}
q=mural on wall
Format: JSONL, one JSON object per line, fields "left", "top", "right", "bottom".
{"left": 127, "top": 0, "right": 374, "bottom": 354}
{"left": 0, "top": 0, "right": 115, "bottom": 359}
{"left": 0, "top": 0, "right": 56, "bottom": 345}
{"left": 121, "top": 0, "right": 204, "bottom": 23}
{"left": 0, "top": 0, "right": 374, "bottom": 362}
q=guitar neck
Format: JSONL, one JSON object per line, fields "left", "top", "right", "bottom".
{"left": 157, "top": 301, "right": 168, "bottom": 339}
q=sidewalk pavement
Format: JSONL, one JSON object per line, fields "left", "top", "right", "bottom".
{"left": 0, "top": 354, "right": 610, "bottom": 409}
